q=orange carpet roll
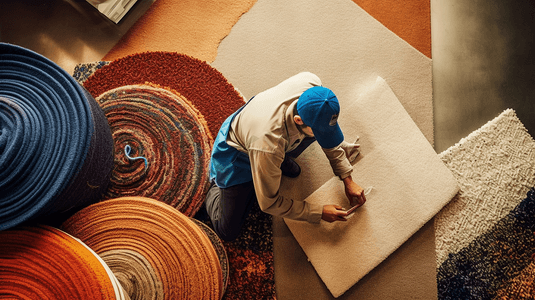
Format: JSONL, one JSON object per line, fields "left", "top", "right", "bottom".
{"left": 0, "top": 225, "right": 126, "bottom": 300}
{"left": 61, "top": 197, "right": 223, "bottom": 300}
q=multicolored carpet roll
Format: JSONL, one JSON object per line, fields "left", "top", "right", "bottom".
{"left": 0, "top": 225, "right": 127, "bottom": 300}
{"left": 61, "top": 197, "right": 224, "bottom": 300}
{"left": 82, "top": 51, "right": 245, "bottom": 138}
{"left": 96, "top": 84, "right": 212, "bottom": 216}
{"left": 0, "top": 43, "right": 114, "bottom": 230}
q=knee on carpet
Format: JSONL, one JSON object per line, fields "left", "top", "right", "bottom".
{"left": 213, "top": 222, "right": 241, "bottom": 242}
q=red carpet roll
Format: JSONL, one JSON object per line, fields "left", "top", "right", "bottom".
{"left": 61, "top": 197, "right": 223, "bottom": 300}
{"left": 0, "top": 225, "right": 127, "bottom": 299}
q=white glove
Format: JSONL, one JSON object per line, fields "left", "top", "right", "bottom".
{"left": 340, "top": 137, "right": 361, "bottom": 163}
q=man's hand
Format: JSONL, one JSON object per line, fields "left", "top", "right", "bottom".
{"left": 343, "top": 176, "right": 367, "bottom": 207}
{"left": 322, "top": 205, "right": 348, "bottom": 222}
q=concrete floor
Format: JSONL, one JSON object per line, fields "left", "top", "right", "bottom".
{"left": 1, "top": 0, "right": 534, "bottom": 298}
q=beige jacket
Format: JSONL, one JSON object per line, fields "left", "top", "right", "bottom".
{"left": 226, "top": 72, "right": 353, "bottom": 223}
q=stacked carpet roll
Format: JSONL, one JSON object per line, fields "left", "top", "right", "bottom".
{"left": 61, "top": 197, "right": 224, "bottom": 300}
{"left": 0, "top": 43, "right": 114, "bottom": 229}
{"left": 0, "top": 225, "right": 128, "bottom": 299}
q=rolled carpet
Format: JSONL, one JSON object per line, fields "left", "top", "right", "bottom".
{"left": 0, "top": 225, "right": 128, "bottom": 300}
{"left": 61, "top": 197, "right": 223, "bottom": 300}
{"left": 95, "top": 84, "right": 212, "bottom": 216}
{"left": 0, "top": 43, "right": 114, "bottom": 230}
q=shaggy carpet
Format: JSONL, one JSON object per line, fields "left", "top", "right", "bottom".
{"left": 75, "top": 54, "right": 274, "bottom": 299}
{"left": 436, "top": 109, "right": 535, "bottom": 299}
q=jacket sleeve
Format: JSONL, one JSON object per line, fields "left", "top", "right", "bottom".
{"left": 248, "top": 149, "right": 323, "bottom": 223}
{"left": 322, "top": 143, "right": 353, "bottom": 179}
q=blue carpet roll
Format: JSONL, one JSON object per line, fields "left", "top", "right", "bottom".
{"left": 0, "top": 43, "right": 113, "bottom": 230}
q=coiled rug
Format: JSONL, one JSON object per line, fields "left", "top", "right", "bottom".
{"left": 0, "top": 43, "right": 114, "bottom": 230}
{"left": 61, "top": 196, "right": 224, "bottom": 300}
{"left": 95, "top": 84, "right": 212, "bottom": 216}
{"left": 0, "top": 225, "right": 127, "bottom": 300}
{"left": 80, "top": 52, "right": 244, "bottom": 217}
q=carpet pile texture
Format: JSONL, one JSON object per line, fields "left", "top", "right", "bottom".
{"left": 75, "top": 54, "right": 273, "bottom": 299}
{"left": 436, "top": 109, "right": 535, "bottom": 299}
{"left": 102, "top": 0, "right": 257, "bottom": 63}
{"left": 95, "top": 84, "right": 212, "bottom": 216}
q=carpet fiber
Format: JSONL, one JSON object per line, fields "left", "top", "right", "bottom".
{"left": 75, "top": 53, "right": 274, "bottom": 299}
{"left": 283, "top": 77, "right": 458, "bottom": 298}
{"left": 435, "top": 109, "right": 535, "bottom": 299}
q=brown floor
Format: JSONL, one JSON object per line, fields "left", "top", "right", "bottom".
{"left": 1, "top": 0, "right": 534, "bottom": 299}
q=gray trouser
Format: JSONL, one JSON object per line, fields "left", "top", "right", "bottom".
{"left": 205, "top": 137, "right": 315, "bottom": 241}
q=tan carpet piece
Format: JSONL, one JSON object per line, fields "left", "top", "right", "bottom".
{"left": 103, "top": 0, "right": 256, "bottom": 63}
{"left": 283, "top": 77, "right": 458, "bottom": 298}
{"left": 212, "top": 0, "right": 433, "bottom": 146}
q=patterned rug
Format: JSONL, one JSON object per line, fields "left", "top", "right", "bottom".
{"left": 0, "top": 225, "right": 127, "bottom": 299}
{"left": 436, "top": 109, "right": 535, "bottom": 299}
{"left": 75, "top": 54, "right": 276, "bottom": 299}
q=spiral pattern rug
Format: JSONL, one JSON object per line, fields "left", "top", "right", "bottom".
{"left": 0, "top": 225, "right": 127, "bottom": 299}
{"left": 61, "top": 197, "right": 223, "bottom": 300}
{"left": 96, "top": 84, "right": 212, "bottom": 216}
{"left": 0, "top": 43, "right": 114, "bottom": 230}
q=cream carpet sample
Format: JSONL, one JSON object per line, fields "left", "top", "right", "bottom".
{"left": 435, "top": 109, "right": 535, "bottom": 267}
{"left": 283, "top": 77, "right": 459, "bottom": 298}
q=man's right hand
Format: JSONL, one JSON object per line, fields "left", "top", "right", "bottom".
{"left": 322, "top": 205, "right": 348, "bottom": 222}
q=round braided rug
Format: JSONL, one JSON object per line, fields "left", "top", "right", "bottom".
{"left": 96, "top": 84, "right": 212, "bottom": 216}
{"left": 0, "top": 225, "right": 127, "bottom": 299}
{"left": 61, "top": 197, "right": 223, "bottom": 300}
{"left": 0, "top": 43, "right": 114, "bottom": 230}
{"left": 82, "top": 51, "right": 245, "bottom": 138}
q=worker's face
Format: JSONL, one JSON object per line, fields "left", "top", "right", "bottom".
{"left": 294, "top": 115, "right": 315, "bottom": 137}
